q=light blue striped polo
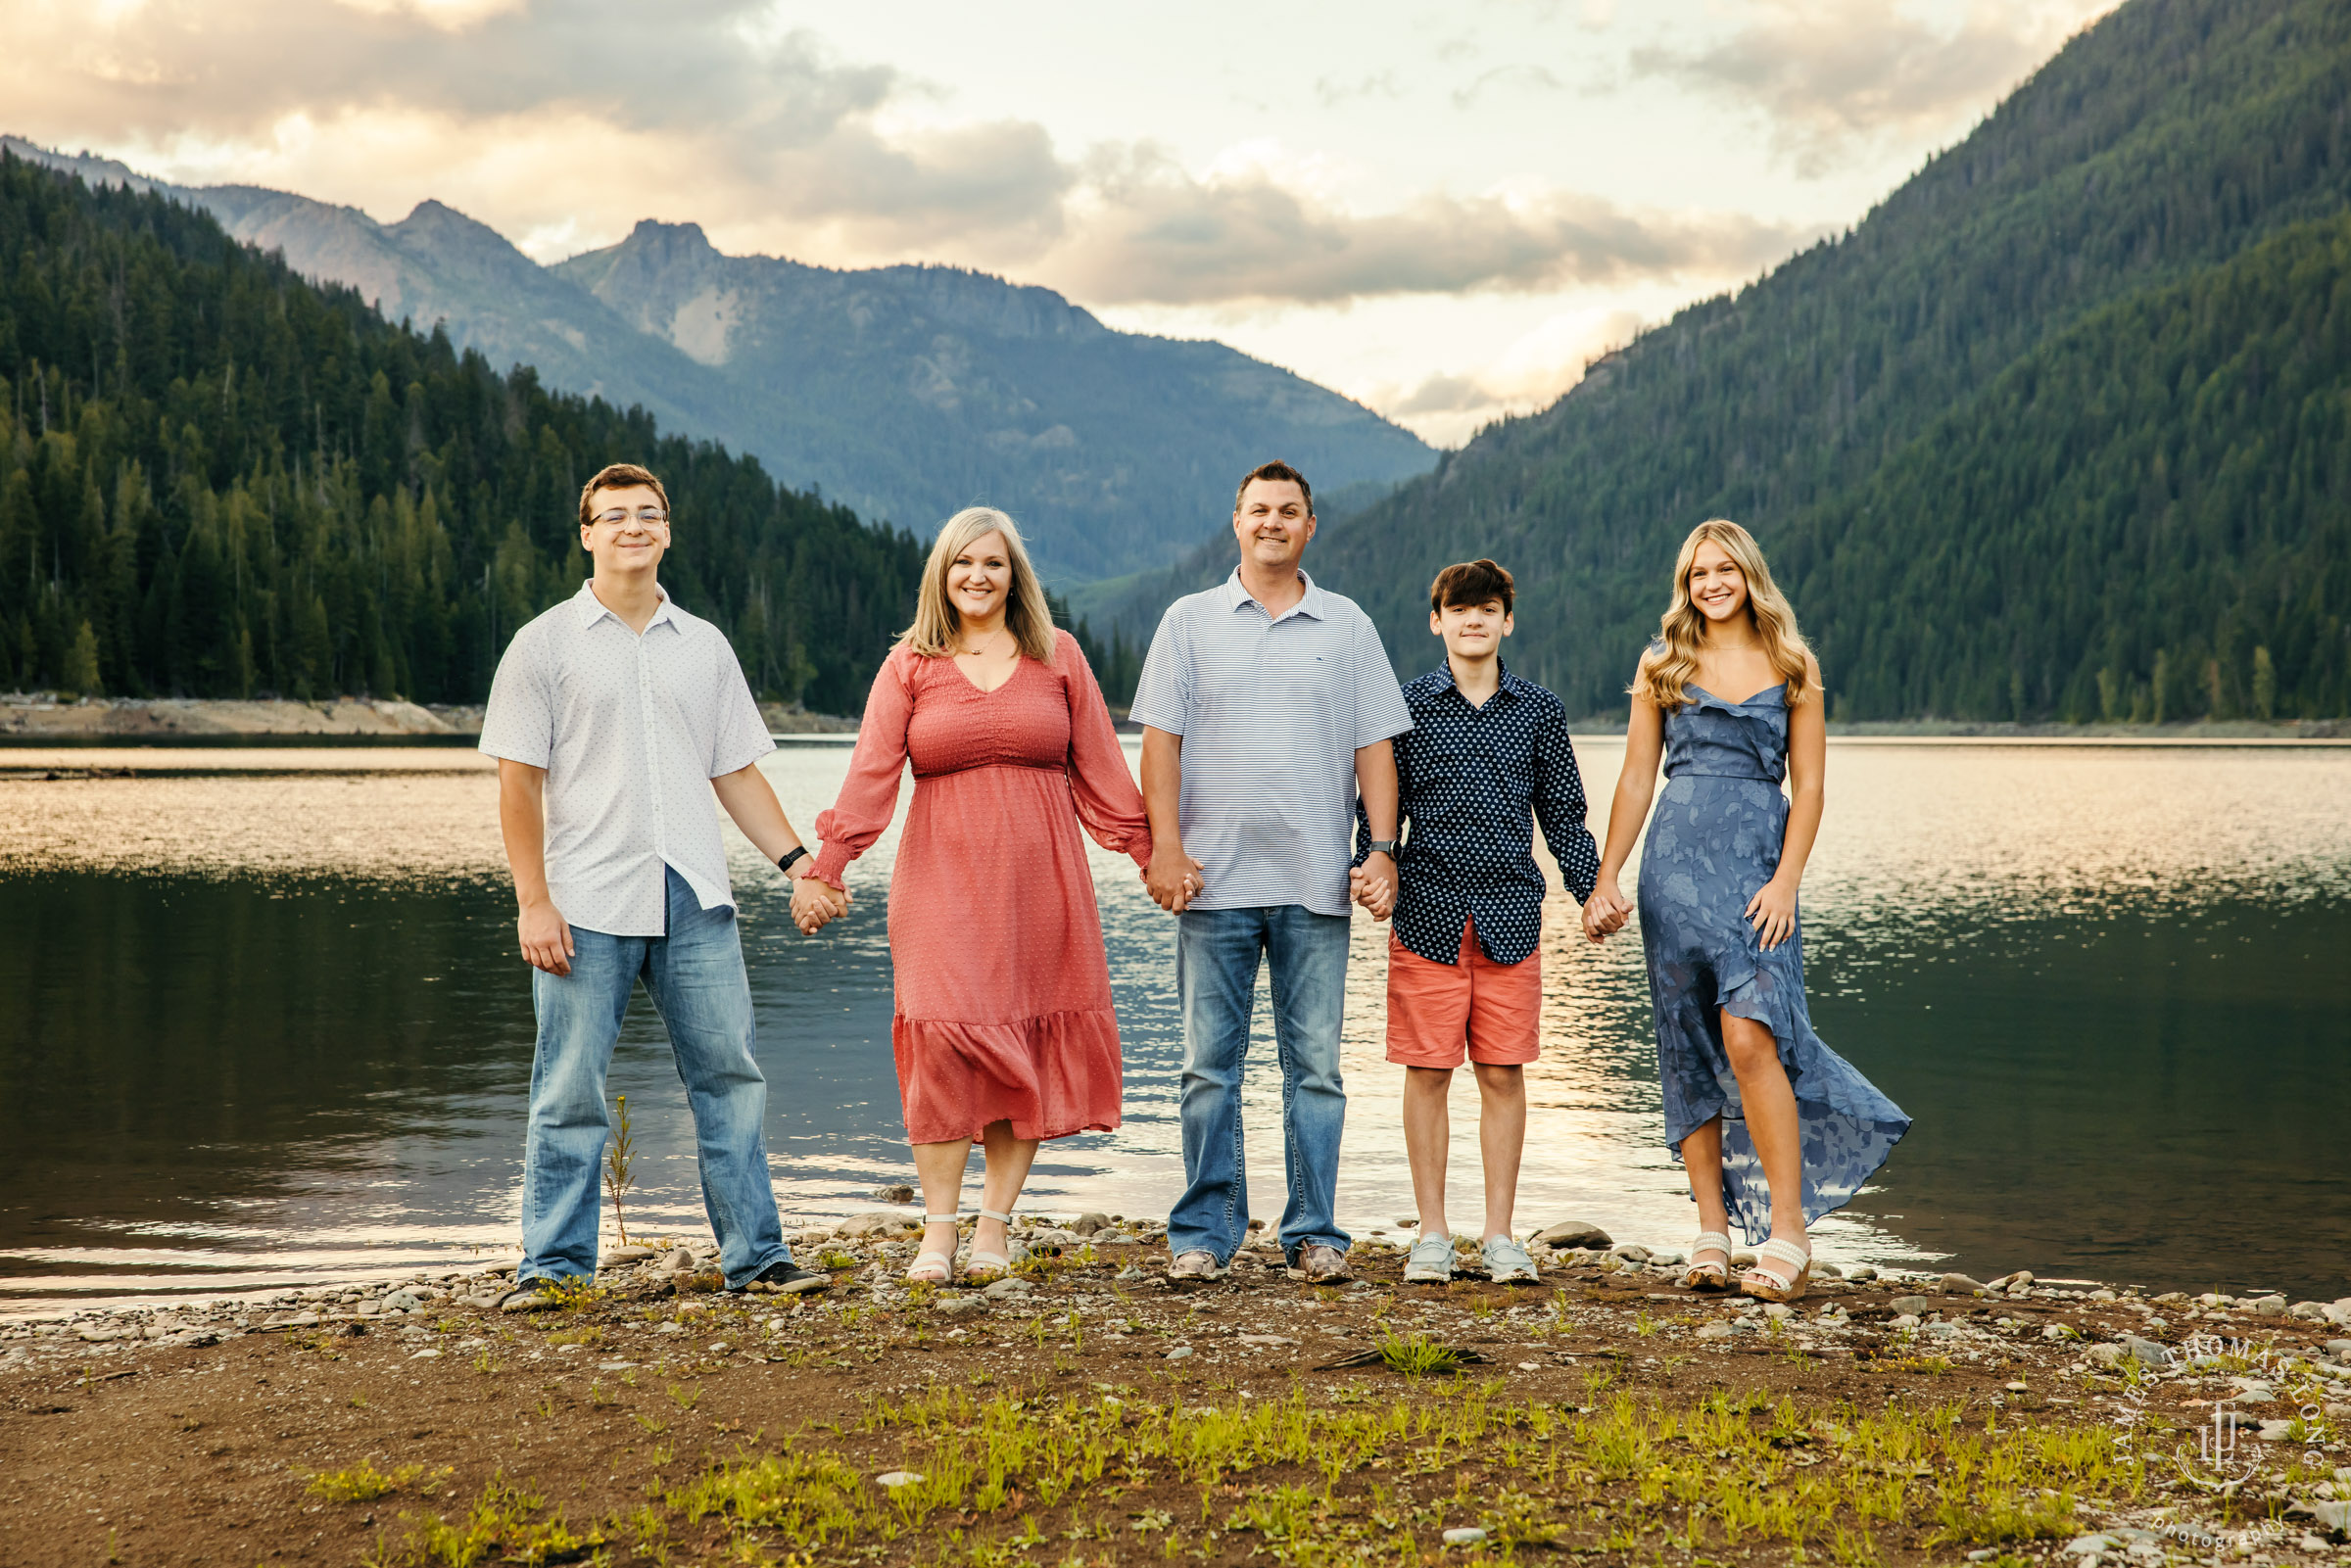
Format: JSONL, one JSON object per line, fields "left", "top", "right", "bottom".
{"left": 1129, "top": 568, "right": 1413, "bottom": 916}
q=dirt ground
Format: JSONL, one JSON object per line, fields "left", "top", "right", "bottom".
{"left": 3, "top": 1234, "right": 2346, "bottom": 1568}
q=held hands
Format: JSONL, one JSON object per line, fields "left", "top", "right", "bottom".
{"left": 518, "top": 897, "right": 576, "bottom": 975}
{"left": 790, "top": 865, "right": 851, "bottom": 934}
{"left": 1349, "top": 852, "right": 1398, "bottom": 921}
{"left": 1580, "top": 878, "right": 1632, "bottom": 944}
{"left": 1144, "top": 842, "right": 1206, "bottom": 913}
{"left": 1744, "top": 877, "right": 1798, "bottom": 950}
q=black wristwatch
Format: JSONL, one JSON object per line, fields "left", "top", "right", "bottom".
{"left": 1367, "top": 839, "right": 1398, "bottom": 856}
{"left": 777, "top": 845, "right": 809, "bottom": 876}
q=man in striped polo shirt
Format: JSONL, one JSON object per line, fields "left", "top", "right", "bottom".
{"left": 1130, "top": 460, "right": 1413, "bottom": 1284}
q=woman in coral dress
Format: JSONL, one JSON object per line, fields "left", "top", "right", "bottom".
{"left": 794, "top": 505, "right": 1160, "bottom": 1284}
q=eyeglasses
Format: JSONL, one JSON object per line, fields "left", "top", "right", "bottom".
{"left": 591, "top": 507, "right": 670, "bottom": 528}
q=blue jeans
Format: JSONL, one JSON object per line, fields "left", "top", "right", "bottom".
{"left": 1167, "top": 905, "right": 1352, "bottom": 1264}
{"left": 520, "top": 866, "right": 790, "bottom": 1288}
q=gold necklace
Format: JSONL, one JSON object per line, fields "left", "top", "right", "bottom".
{"left": 958, "top": 627, "right": 1011, "bottom": 658}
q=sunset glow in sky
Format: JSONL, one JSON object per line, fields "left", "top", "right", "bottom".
{"left": 5, "top": 0, "right": 2117, "bottom": 444}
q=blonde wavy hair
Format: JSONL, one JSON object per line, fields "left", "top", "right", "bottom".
{"left": 1633, "top": 519, "right": 1814, "bottom": 710}
{"left": 900, "top": 506, "right": 1058, "bottom": 664}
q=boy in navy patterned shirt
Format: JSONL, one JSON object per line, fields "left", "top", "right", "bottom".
{"left": 1350, "top": 559, "right": 1600, "bottom": 1285}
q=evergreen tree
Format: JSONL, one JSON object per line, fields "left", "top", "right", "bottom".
{"left": 0, "top": 153, "right": 925, "bottom": 711}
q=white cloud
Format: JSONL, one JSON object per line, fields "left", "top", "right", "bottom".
{"left": 0, "top": 0, "right": 1815, "bottom": 308}
{"left": 1366, "top": 305, "right": 1648, "bottom": 447}
{"left": 1034, "top": 145, "right": 1810, "bottom": 308}
{"left": 1630, "top": 0, "right": 2118, "bottom": 175}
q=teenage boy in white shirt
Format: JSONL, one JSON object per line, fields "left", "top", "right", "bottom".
{"left": 480, "top": 462, "right": 842, "bottom": 1306}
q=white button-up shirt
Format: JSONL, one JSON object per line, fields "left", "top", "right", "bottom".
{"left": 1128, "top": 568, "right": 1412, "bottom": 916}
{"left": 479, "top": 580, "right": 775, "bottom": 937}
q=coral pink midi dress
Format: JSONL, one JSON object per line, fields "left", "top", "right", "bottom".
{"left": 809, "top": 631, "right": 1152, "bottom": 1145}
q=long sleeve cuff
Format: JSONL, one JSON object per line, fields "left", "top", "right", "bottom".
{"left": 810, "top": 841, "right": 854, "bottom": 890}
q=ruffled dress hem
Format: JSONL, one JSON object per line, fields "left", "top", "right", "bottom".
{"left": 1660, "top": 965, "right": 1913, "bottom": 1243}
{"left": 890, "top": 1006, "right": 1126, "bottom": 1145}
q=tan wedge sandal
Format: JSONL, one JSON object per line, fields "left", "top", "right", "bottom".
{"left": 1739, "top": 1236, "right": 1812, "bottom": 1303}
{"left": 1683, "top": 1231, "right": 1734, "bottom": 1290}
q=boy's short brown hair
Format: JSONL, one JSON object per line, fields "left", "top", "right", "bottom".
{"left": 1233, "top": 459, "right": 1314, "bottom": 515}
{"left": 578, "top": 462, "right": 670, "bottom": 528}
{"left": 1430, "top": 558, "right": 1514, "bottom": 615}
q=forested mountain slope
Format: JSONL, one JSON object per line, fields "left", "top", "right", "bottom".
{"left": 0, "top": 153, "right": 923, "bottom": 710}
{"left": 2, "top": 138, "right": 1434, "bottom": 586}
{"left": 1786, "top": 212, "right": 2351, "bottom": 720}
{"left": 1311, "top": 0, "right": 2351, "bottom": 720}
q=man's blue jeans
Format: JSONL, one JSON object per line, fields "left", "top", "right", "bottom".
{"left": 1167, "top": 905, "right": 1352, "bottom": 1265}
{"left": 521, "top": 867, "right": 791, "bottom": 1288}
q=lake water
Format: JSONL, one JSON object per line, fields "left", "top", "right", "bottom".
{"left": 2, "top": 738, "right": 2346, "bottom": 1316}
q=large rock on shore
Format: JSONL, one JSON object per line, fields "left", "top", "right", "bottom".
{"left": 1532, "top": 1220, "right": 1611, "bottom": 1250}
{"left": 837, "top": 1212, "right": 921, "bottom": 1238}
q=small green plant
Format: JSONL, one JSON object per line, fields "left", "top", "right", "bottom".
{"left": 1375, "top": 1330, "right": 1466, "bottom": 1377}
{"left": 667, "top": 1382, "right": 701, "bottom": 1412}
{"left": 1482, "top": 1488, "right": 1564, "bottom": 1546}
{"left": 307, "top": 1461, "right": 429, "bottom": 1502}
{"left": 375, "top": 1474, "right": 603, "bottom": 1568}
{"left": 604, "top": 1092, "right": 639, "bottom": 1247}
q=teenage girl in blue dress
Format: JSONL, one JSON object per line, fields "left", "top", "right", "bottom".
{"left": 1584, "top": 520, "right": 1908, "bottom": 1302}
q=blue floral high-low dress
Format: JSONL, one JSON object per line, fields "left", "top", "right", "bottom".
{"left": 1636, "top": 668, "right": 1910, "bottom": 1243}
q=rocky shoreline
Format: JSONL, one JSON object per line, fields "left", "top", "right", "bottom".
{"left": 4, "top": 1213, "right": 2346, "bottom": 1567}
{"left": 0, "top": 691, "right": 857, "bottom": 737}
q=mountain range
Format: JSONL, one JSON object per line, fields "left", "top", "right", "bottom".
{"left": 0, "top": 136, "right": 1433, "bottom": 585}
{"left": 0, "top": 154, "right": 925, "bottom": 711}
{"left": 1090, "top": 0, "right": 2350, "bottom": 724}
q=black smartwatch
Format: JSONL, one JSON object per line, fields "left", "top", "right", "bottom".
{"left": 777, "top": 845, "right": 810, "bottom": 876}
{"left": 1366, "top": 839, "right": 1398, "bottom": 856}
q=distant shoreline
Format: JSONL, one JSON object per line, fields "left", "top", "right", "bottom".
{"left": 0, "top": 693, "right": 857, "bottom": 738}
{"left": 4, "top": 692, "right": 2343, "bottom": 744}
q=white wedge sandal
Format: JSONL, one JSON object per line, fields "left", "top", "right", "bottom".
{"left": 964, "top": 1206, "right": 1019, "bottom": 1282}
{"left": 905, "top": 1214, "right": 960, "bottom": 1285}
{"left": 1683, "top": 1231, "right": 1734, "bottom": 1290}
{"left": 1740, "top": 1236, "right": 1812, "bottom": 1303}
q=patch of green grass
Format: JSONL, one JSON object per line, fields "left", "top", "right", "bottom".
{"left": 306, "top": 1461, "right": 436, "bottom": 1503}
{"left": 1375, "top": 1331, "right": 1468, "bottom": 1377}
{"left": 354, "top": 1357, "right": 2171, "bottom": 1566}
{"left": 1013, "top": 1243, "right": 1100, "bottom": 1284}
{"left": 363, "top": 1474, "right": 600, "bottom": 1567}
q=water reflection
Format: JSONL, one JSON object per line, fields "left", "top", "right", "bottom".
{"left": 0, "top": 738, "right": 2344, "bottom": 1313}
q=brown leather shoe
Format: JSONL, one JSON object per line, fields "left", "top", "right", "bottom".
{"left": 1286, "top": 1243, "right": 1353, "bottom": 1284}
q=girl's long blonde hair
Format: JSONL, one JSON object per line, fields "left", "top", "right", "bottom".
{"left": 900, "top": 505, "right": 1058, "bottom": 664}
{"left": 1634, "top": 519, "right": 1814, "bottom": 710}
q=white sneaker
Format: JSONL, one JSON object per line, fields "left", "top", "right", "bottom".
{"left": 1482, "top": 1235, "right": 1540, "bottom": 1284}
{"left": 1404, "top": 1234, "right": 1455, "bottom": 1284}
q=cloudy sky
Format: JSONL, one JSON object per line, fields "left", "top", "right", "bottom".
{"left": 7, "top": 0, "right": 2115, "bottom": 445}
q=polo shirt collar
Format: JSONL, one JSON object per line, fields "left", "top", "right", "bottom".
{"left": 1223, "top": 566, "right": 1326, "bottom": 622}
{"left": 573, "top": 578, "right": 678, "bottom": 632}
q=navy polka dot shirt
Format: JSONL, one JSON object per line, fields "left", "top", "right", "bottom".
{"left": 1353, "top": 661, "right": 1601, "bottom": 967}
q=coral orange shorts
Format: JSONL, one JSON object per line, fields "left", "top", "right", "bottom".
{"left": 1384, "top": 918, "right": 1541, "bottom": 1069}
